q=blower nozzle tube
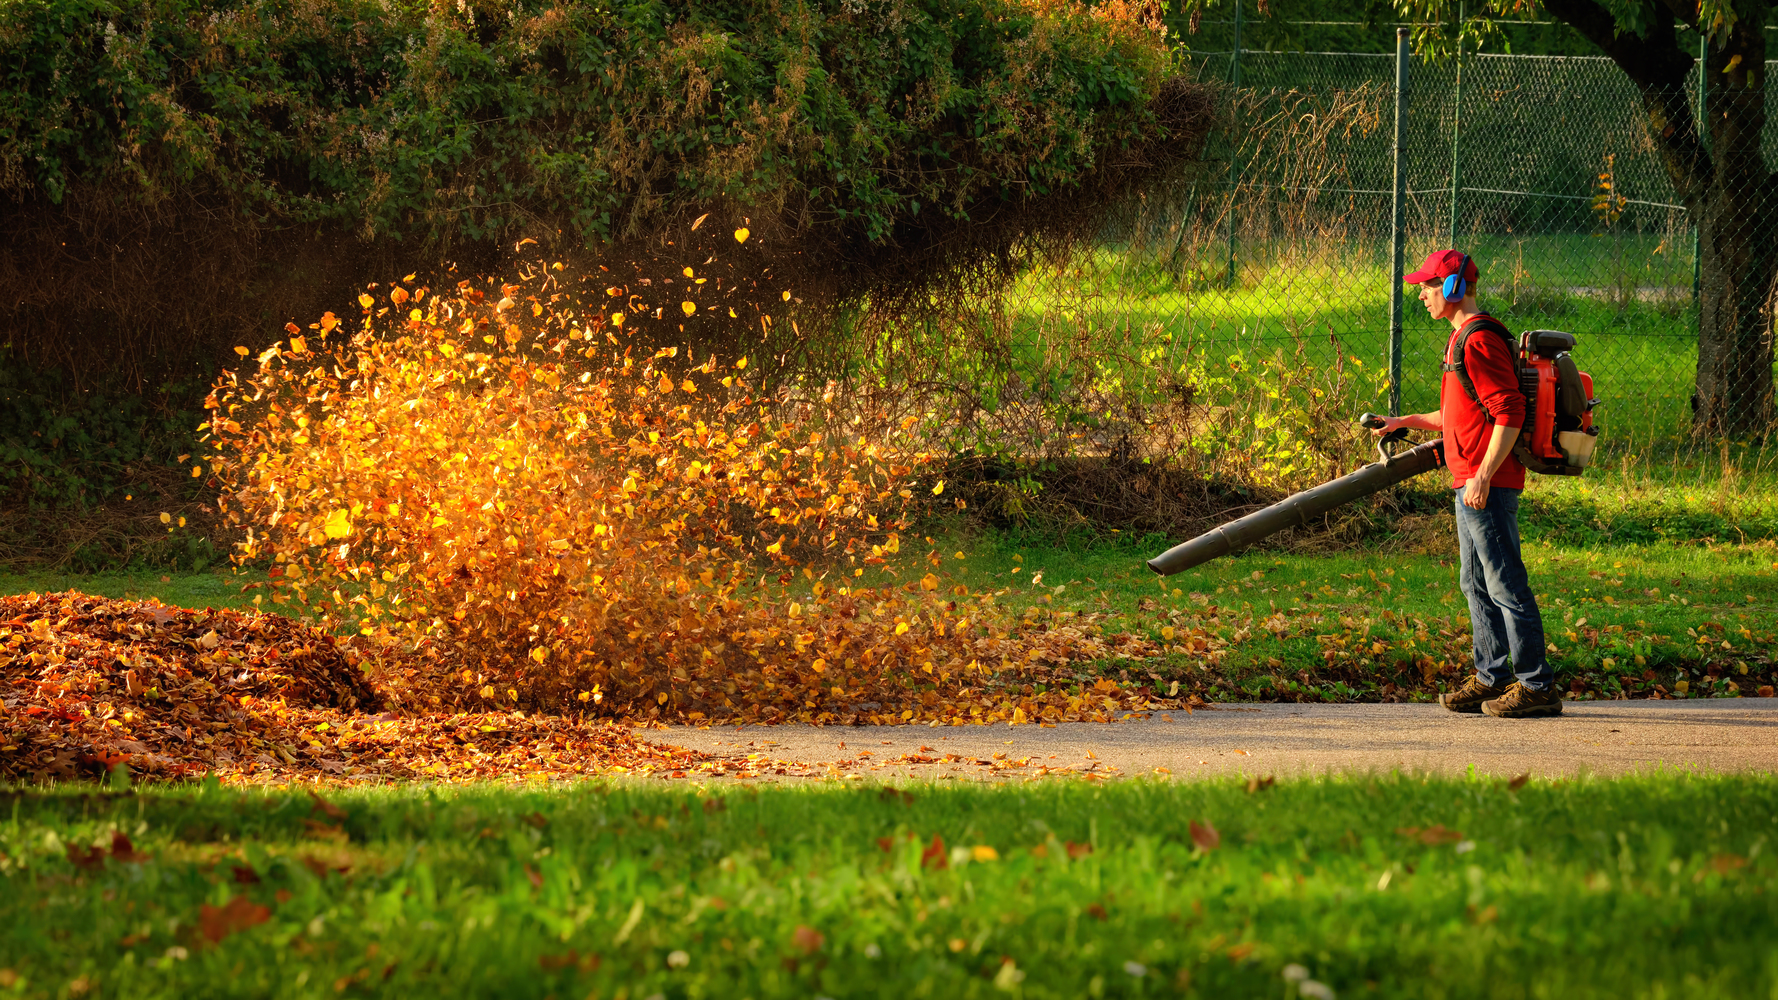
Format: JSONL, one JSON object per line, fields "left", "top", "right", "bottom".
{"left": 1146, "top": 428, "right": 1445, "bottom": 577}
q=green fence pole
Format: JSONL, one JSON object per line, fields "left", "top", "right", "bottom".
{"left": 1692, "top": 30, "right": 1704, "bottom": 305}
{"left": 1448, "top": 2, "right": 1463, "bottom": 247}
{"left": 1224, "top": 0, "right": 1243, "bottom": 288}
{"left": 1389, "top": 27, "right": 1409, "bottom": 417}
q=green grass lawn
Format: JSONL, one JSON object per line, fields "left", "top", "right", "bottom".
{"left": 8, "top": 524, "right": 1775, "bottom": 705}
{"left": 3, "top": 775, "right": 1774, "bottom": 999}
{"left": 997, "top": 237, "right": 1704, "bottom": 442}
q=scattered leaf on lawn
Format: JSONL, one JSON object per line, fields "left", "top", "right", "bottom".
{"left": 199, "top": 896, "right": 271, "bottom": 944}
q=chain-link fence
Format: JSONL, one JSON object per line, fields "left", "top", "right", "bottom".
{"left": 987, "top": 21, "right": 1776, "bottom": 473}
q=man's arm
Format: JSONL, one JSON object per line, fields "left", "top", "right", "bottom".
{"left": 1372, "top": 411, "right": 1441, "bottom": 434}
{"left": 1462, "top": 423, "right": 1521, "bottom": 510}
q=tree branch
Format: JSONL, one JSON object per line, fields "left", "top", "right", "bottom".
{"left": 1539, "top": 0, "right": 1712, "bottom": 206}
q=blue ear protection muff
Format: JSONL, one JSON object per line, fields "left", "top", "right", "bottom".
{"left": 1442, "top": 254, "right": 1472, "bottom": 302}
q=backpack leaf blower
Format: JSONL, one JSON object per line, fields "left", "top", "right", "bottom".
{"left": 1146, "top": 328, "right": 1599, "bottom": 576}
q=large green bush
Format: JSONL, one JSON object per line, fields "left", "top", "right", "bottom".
{"left": 1, "top": 0, "right": 1180, "bottom": 250}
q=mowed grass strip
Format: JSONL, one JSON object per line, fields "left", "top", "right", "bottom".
{"left": 2, "top": 775, "right": 1774, "bottom": 998}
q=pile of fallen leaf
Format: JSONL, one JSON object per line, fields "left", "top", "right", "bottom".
{"left": 0, "top": 592, "right": 706, "bottom": 783}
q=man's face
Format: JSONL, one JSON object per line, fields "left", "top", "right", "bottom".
{"left": 1418, "top": 279, "right": 1454, "bottom": 320}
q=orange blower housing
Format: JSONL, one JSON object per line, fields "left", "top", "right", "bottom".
{"left": 1515, "top": 330, "right": 1598, "bottom": 476}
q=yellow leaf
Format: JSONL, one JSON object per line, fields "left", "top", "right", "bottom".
{"left": 289, "top": 336, "right": 307, "bottom": 354}
{"left": 324, "top": 510, "right": 352, "bottom": 539}
{"left": 659, "top": 373, "right": 675, "bottom": 393}
{"left": 782, "top": 290, "right": 791, "bottom": 301}
{"left": 159, "top": 512, "right": 171, "bottom": 524}
{"left": 735, "top": 356, "right": 747, "bottom": 369}
{"left": 611, "top": 312, "right": 625, "bottom": 327}
{"left": 734, "top": 227, "right": 750, "bottom": 244}
{"left": 1162, "top": 626, "right": 1175, "bottom": 641}
{"left": 358, "top": 293, "right": 375, "bottom": 308}
{"left": 682, "top": 267, "right": 695, "bottom": 277}
{"left": 895, "top": 622, "right": 910, "bottom": 635}
{"left": 681, "top": 301, "right": 696, "bottom": 317}
{"left": 971, "top": 845, "right": 999, "bottom": 862}
{"left": 682, "top": 380, "right": 696, "bottom": 393}
{"left": 812, "top": 658, "right": 827, "bottom": 673}
{"left": 920, "top": 573, "right": 938, "bottom": 592}
{"left": 233, "top": 346, "right": 249, "bottom": 356}
{"left": 530, "top": 647, "right": 549, "bottom": 662}
{"left": 932, "top": 480, "right": 945, "bottom": 495}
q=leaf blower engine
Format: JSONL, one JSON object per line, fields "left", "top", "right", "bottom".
{"left": 1512, "top": 329, "right": 1599, "bottom": 474}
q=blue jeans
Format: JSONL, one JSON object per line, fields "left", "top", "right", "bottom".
{"left": 1453, "top": 487, "right": 1552, "bottom": 691}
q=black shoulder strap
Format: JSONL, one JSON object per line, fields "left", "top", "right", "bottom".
{"left": 1441, "top": 315, "right": 1520, "bottom": 414}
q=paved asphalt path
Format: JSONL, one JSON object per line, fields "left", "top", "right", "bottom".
{"left": 655, "top": 700, "right": 1778, "bottom": 781}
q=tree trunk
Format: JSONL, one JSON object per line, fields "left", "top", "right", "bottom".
{"left": 1541, "top": 0, "right": 1776, "bottom": 438}
{"left": 1692, "top": 19, "right": 1777, "bottom": 438}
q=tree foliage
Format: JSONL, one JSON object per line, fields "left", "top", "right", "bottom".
{"left": 1, "top": 0, "right": 1178, "bottom": 250}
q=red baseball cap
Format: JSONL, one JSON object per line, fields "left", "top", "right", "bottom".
{"left": 1404, "top": 249, "right": 1478, "bottom": 285}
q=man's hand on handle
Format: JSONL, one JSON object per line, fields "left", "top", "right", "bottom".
{"left": 1365, "top": 411, "right": 1442, "bottom": 437}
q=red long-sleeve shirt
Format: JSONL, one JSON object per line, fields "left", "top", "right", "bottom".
{"left": 1441, "top": 315, "right": 1526, "bottom": 490}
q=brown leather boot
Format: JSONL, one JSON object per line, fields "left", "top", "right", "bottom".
{"left": 1439, "top": 676, "right": 1509, "bottom": 713}
{"left": 1482, "top": 682, "right": 1563, "bottom": 718}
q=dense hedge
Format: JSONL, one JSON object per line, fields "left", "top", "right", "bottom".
{"left": 2, "top": 0, "right": 1179, "bottom": 251}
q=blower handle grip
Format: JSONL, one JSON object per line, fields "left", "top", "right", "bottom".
{"left": 1358, "top": 413, "right": 1409, "bottom": 464}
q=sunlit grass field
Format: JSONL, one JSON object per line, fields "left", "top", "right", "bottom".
{"left": 1000, "top": 233, "right": 1703, "bottom": 442}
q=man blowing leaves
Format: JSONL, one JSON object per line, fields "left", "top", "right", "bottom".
{"left": 1373, "top": 250, "right": 1561, "bottom": 718}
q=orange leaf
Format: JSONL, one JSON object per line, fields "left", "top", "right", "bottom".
{"left": 199, "top": 896, "right": 271, "bottom": 944}
{"left": 920, "top": 833, "right": 948, "bottom": 869}
{"left": 791, "top": 925, "right": 824, "bottom": 954}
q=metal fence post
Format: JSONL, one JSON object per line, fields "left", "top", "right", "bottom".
{"left": 1692, "top": 30, "right": 1704, "bottom": 305}
{"left": 1389, "top": 27, "right": 1409, "bottom": 417}
{"left": 1447, "top": 2, "right": 1463, "bottom": 247}
{"left": 1224, "top": 0, "right": 1244, "bottom": 288}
